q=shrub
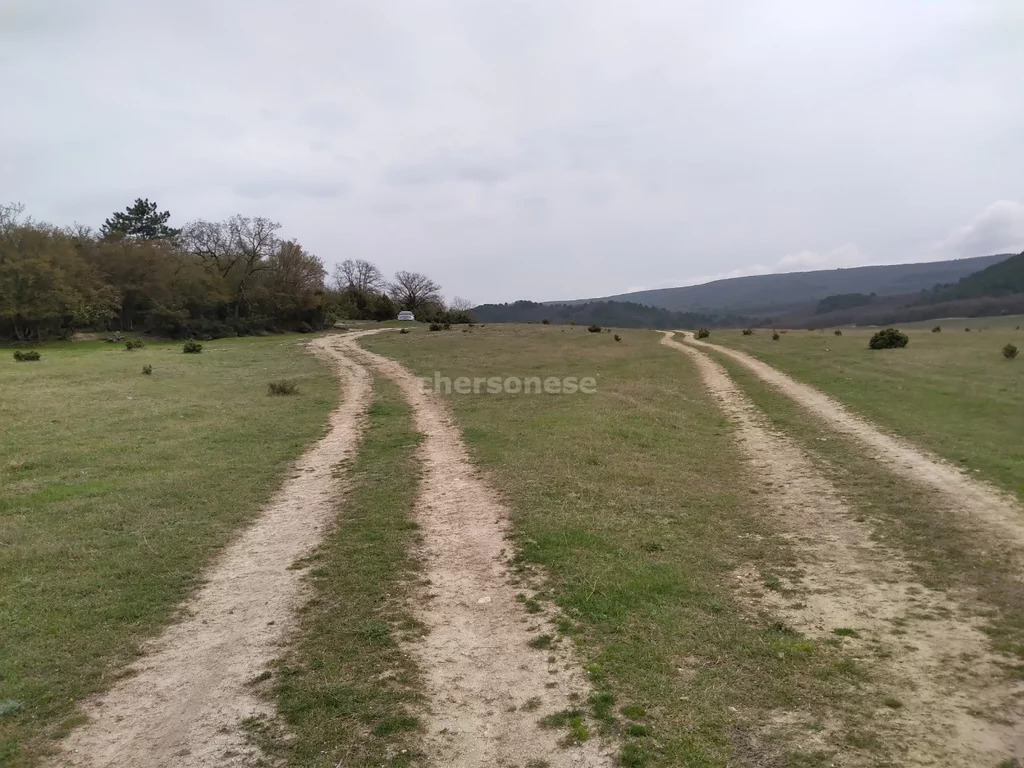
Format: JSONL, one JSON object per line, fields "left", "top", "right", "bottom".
{"left": 429, "top": 323, "right": 442, "bottom": 332}
{"left": 932, "top": 326, "right": 941, "bottom": 333}
{"left": 182, "top": 340, "right": 203, "bottom": 354}
{"left": 696, "top": 328, "right": 710, "bottom": 339}
{"left": 124, "top": 337, "right": 145, "bottom": 350}
{"left": 587, "top": 324, "right": 602, "bottom": 333}
{"left": 298, "top": 321, "right": 314, "bottom": 334}
{"left": 1003, "top": 344, "right": 1019, "bottom": 360}
{"left": 965, "top": 327, "right": 971, "bottom": 332}
{"left": 834, "top": 329, "right": 842, "bottom": 336}
{"left": 268, "top": 380, "right": 298, "bottom": 396}
{"left": 868, "top": 328, "right": 909, "bottom": 349}
{"left": 13, "top": 350, "right": 41, "bottom": 362}
{"left": 442, "top": 322, "right": 451, "bottom": 331}
{"left": 542, "top": 319, "right": 551, "bottom": 325}
{"left": 399, "top": 328, "right": 411, "bottom": 334}
{"left": 742, "top": 328, "right": 753, "bottom": 335}
{"left": 772, "top": 331, "right": 780, "bottom": 341}
{"left": 614, "top": 334, "right": 622, "bottom": 342}
{"left": 142, "top": 365, "right": 153, "bottom": 375}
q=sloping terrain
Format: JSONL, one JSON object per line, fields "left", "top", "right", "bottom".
{"left": 557, "top": 254, "right": 1009, "bottom": 314}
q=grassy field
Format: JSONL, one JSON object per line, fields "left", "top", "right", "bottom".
{"left": 363, "top": 324, "right": 881, "bottom": 766}
{"left": 0, "top": 336, "right": 337, "bottom": 765}
{"left": 708, "top": 324, "right": 1024, "bottom": 499}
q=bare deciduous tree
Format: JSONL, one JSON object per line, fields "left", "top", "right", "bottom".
{"left": 449, "top": 296, "right": 474, "bottom": 312}
{"left": 332, "top": 259, "right": 384, "bottom": 293}
{"left": 388, "top": 270, "right": 442, "bottom": 312}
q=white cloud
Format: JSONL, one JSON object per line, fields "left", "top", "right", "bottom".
{"left": 933, "top": 200, "right": 1024, "bottom": 259}
{"left": 774, "top": 243, "right": 868, "bottom": 271}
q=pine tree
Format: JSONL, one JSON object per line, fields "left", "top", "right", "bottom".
{"left": 101, "top": 198, "right": 180, "bottom": 240}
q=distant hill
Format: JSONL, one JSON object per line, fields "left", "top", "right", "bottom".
{"left": 924, "top": 251, "right": 1024, "bottom": 302}
{"left": 559, "top": 254, "right": 1011, "bottom": 315}
{"left": 471, "top": 300, "right": 751, "bottom": 329}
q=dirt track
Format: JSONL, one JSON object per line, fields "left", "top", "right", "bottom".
{"left": 685, "top": 334, "right": 1024, "bottom": 549}
{"left": 662, "top": 332, "right": 1024, "bottom": 766}
{"left": 346, "top": 336, "right": 614, "bottom": 768}
{"left": 52, "top": 334, "right": 374, "bottom": 768}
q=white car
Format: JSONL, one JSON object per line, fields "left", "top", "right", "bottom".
{"left": 397, "top": 310, "right": 415, "bottom": 321}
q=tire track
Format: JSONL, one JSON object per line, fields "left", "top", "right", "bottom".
{"left": 345, "top": 334, "right": 615, "bottom": 768}
{"left": 661, "top": 332, "right": 1024, "bottom": 766}
{"left": 52, "top": 333, "right": 375, "bottom": 768}
{"left": 685, "top": 333, "right": 1024, "bottom": 549}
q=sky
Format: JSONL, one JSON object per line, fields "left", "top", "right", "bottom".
{"left": 2, "top": 1, "right": 1023, "bottom": 304}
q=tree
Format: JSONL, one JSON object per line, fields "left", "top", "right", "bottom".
{"left": 450, "top": 296, "right": 474, "bottom": 312}
{"left": 101, "top": 198, "right": 180, "bottom": 240}
{"left": 389, "top": 270, "right": 442, "bottom": 312}
{"left": 262, "top": 241, "right": 326, "bottom": 323}
{"left": 332, "top": 259, "right": 384, "bottom": 293}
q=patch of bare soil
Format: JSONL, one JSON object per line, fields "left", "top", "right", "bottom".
{"left": 661, "top": 333, "right": 1024, "bottom": 766}
{"left": 51, "top": 334, "right": 375, "bottom": 768}
{"left": 686, "top": 334, "right": 1024, "bottom": 549}
{"left": 346, "top": 335, "right": 616, "bottom": 768}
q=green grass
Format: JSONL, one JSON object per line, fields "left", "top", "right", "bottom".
{"left": 259, "top": 376, "right": 426, "bottom": 766}
{"left": 711, "top": 325, "right": 1024, "bottom": 499}
{"left": 363, "top": 324, "right": 879, "bottom": 766}
{"left": 0, "top": 335, "right": 337, "bottom": 765}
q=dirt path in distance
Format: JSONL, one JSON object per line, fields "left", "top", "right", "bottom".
{"left": 347, "top": 335, "right": 616, "bottom": 768}
{"left": 52, "top": 333, "right": 376, "bottom": 768}
{"left": 685, "top": 334, "right": 1024, "bottom": 549}
{"left": 661, "top": 332, "right": 1024, "bottom": 766}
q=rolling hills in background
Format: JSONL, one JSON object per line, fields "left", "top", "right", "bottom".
{"left": 558, "top": 253, "right": 1010, "bottom": 315}
{"left": 473, "top": 252, "right": 1024, "bottom": 329}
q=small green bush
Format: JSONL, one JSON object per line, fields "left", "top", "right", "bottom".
{"left": 965, "top": 327, "right": 971, "bottom": 332}
{"left": 587, "top": 324, "right": 602, "bottom": 333}
{"left": 1003, "top": 344, "right": 1019, "bottom": 360}
{"left": 182, "top": 340, "right": 203, "bottom": 354}
{"left": 13, "top": 350, "right": 41, "bottom": 362}
{"left": 932, "top": 326, "right": 941, "bottom": 333}
{"left": 442, "top": 322, "right": 451, "bottom": 330}
{"left": 834, "top": 329, "right": 842, "bottom": 336}
{"left": 428, "top": 323, "right": 442, "bottom": 332}
{"left": 298, "top": 321, "right": 314, "bottom": 333}
{"left": 541, "top": 318, "right": 551, "bottom": 324}
{"left": 614, "top": 334, "right": 621, "bottom": 342}
{"left": 742, "top": 328, "right": 753, "bottom": 335}
{"left": 268, "top": 380, "right": 299, "bottom": 396}
{"left": 142, "top": 365, "right": 153, "bottom": 375}
{"left": 399, "top": 328, "right": 411, "bottom": 334}
{"left": 696, "top": 328, "right": 710, "bottom": 339}
{"left": 868, "top": 328, "right": 909, "bottom": 349}
{"left": 124, "top": 337, "right": 145, "bottom": 350}
{"left": 772, "top": 331, "right": 780, "bottom": 341}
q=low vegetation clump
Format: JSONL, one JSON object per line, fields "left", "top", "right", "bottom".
{"left": 772, "top": 331, "right": 780, "bottom": 341}
{"left": 742, "top": 328, "right": 753, "bottom": 335}
{"left": 542, "top": 318, "right": 551, "bottom": 324}
{"left": 696, "top": 328, "right": 710, "bottom": 339}
{"left": 182, "top": 340, "right": 203, "bottom": 354}
{"left": 429, "top": 323, "right": 442, "bottom": 332}
{"left": 399, "top": 328, "right": 410, "bottom": 334}
{"left": 932, "top": 325, "right": 941, "bottom": 333}
{"left": 868, "top": 328, "right": 909, "bottom": 349}
{"left": 124, "top": 337, "right": 145, "bottom": 350}
{"left": 1003, "top": 344, "right": 1019, "bottom": 360}
{"left": 12, "top": 349, "right": 40, "bottom": 362}
{"left": 268, "top": 380, "right": 298, "bottom": 396}
{"left": 834, "top": 329, "right": 843, "bottom": 336}
{"left": 614, "top": 334, "right": 622, "bottom": 342}
{"left": 588, "top": 324, "right": 602, "bottom": 333}
{"left": 142, "top": 365, "right": 153, "bottom": 375}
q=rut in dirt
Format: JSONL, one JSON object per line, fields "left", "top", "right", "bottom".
{"left": 51, "top": 334, "right": 374, "bottom": 768}
{"left": 345, "top": 334, "right": 615, "bottom": 768}
{"left": 662, "top": 332, "right": 1024, "bottom": 767}
{"left": 685, "top": 334, "right": 1024, "bottom": 550}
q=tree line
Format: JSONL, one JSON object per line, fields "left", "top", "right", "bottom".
{"left": 0, "top": 199, "right": 469, "bottom": 342}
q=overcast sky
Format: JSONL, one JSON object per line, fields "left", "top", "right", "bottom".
{"left": 3, "top": 1, "right": 1022, "bottom": 303}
